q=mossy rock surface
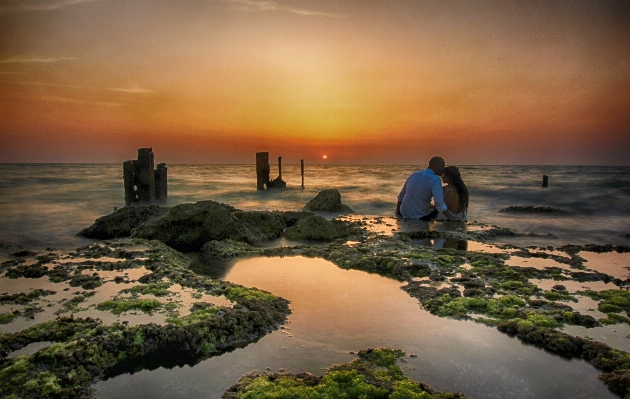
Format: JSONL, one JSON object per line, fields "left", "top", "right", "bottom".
{"left": 78, "top": 205, "right": 167, "bottom": 239}
{"left": 132, "top": 201, "right": 254, "bottom": 251}
{"left": 283, "top": 216, "right": 351, "bottom": 242}
{"left": 304, "top": 189, "right": 354, "bottom": 213}
{"left": 222, "top": 348, "right": 467, "bottom": 399}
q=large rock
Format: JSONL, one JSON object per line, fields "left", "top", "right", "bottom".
{"left": 304, "top": 189, "right": 354, "bottom": 213}
{"left": 132, "top": 201, "right": 255, "bottom": 251}
{"left": 78, "top": 205, "right": 166, "bottom": 239}
{"left": 233, "top": 211, "right": 287, "bottom": 241}
{"left": 283, "top": 215, "right": 350, "bottom": 241}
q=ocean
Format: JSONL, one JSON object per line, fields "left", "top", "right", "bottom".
{"left": 0, "top": 163, "right": 629, "bottom": 249}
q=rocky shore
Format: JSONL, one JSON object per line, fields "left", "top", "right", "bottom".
{"left": 2, "top": 190, "right": 630, "bottom": 398}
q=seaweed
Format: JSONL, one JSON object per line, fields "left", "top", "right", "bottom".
{"left": 222, "top": 348, "right": 466, "bottom": 399}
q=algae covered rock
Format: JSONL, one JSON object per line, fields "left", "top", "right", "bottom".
{"left": 202, "top": 239, "right": 260, "bottom": 258}
{"left": 282, "top": 215, "right": 350, "bottom": 241}
{"left": 222, "top": 347, "right": 467, "bottom": 399}
{"left": 232, "top": 211, "right": 287, "bottom": 240}
{"left": 78, "top": 205, "right": 166, "bottom": 239}
{"left": 304, "top": 189, "right": 354, "bottom": 213}
{"left": 132, "top": 201, "right": 254, "bottom": 251}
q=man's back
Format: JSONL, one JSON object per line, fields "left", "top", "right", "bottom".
{"left": 398, "top": 168, "right": 446, "bottom": 218}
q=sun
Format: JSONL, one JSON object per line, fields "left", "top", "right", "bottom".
{"left": 322, "top": 155, "right": 328, "bottom": 160}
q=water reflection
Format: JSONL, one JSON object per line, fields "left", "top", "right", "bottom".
{"left": 97, "top": 256, "right": 614, "bottom": 399}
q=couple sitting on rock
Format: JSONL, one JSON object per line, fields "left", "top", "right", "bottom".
{"left": 395, "top": 156, "right": 469, "bottom": 221}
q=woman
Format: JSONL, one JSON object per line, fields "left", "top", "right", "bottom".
{"left": 441, "top": 166, "right": 468, "bottom": 221}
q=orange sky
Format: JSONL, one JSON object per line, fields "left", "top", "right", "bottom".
{"left": 1, "top": 0, "right": 629, "bottom": 165}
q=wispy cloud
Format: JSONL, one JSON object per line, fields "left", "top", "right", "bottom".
{"left": 0, "top": 0, "right": 97, "bottom": 13}
{"left": 106, "top": 86, "right": 153, "bottom": 94}
{"left": 37, "top": 94, "right": 122, "bottom": 107}
{"left": 0, "top": 56, "right": 78, "bottom": 64}
{"left": 6, "top": 80, "right": 152, "bottom": 95}
{"left": 228, "top": 0, "right": 345, "bottom": 18}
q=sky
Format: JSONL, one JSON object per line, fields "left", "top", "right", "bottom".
{"left": 1, "top": 0, "right": 629, "bottom": 165}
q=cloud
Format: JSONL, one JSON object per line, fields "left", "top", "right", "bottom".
{"left": 35, "top": 94, "right": 122, "bottom": 107}
{"left": 0, "top": 56, "right": 78, "bottom": 63}
{"left": 106, "top": 86, "right": 153, "bottom": 94}
{"left": 227, "top": 0, "right": 345, "bottom": 18}
{"left": 0, "top": 0, "right": 97, "bottom": 13}
{"left": 6, "top": 80, "right": 152, "bottom": 95}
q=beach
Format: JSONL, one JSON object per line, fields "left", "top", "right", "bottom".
{"left": 1, "top": 163, "right": 630, "bottom": 399}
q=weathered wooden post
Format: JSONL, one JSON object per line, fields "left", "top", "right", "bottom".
{"left": 256, "top": 152, "right": 270, "bottom": 190}
{"left": 123, "top": 160, "right": 137, "bottom": 205}
{"left": 155, "top": 163, "right": 167, "bottom": 202}
{"left": 123, "top": 148, "right": 166, "bottom": 205}
{"left": 135, "top": 148, "right": 155, "bottom": 202}
{"left": 542, "top": 175, "right": 549, "bottom": 188}
{"left": 301, "top": 159, "right": 304, "bottom": 189}
{"left": 277, "top": 156, "right": 283, "bottom": 179}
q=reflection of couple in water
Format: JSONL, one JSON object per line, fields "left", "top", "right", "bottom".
{"left": 395, "top": 156, "right": 469, "bottom": 221}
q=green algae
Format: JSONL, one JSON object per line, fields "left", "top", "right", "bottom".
{"left": 222, "top": 286, "right": 277, "bottom": 302}
{"left": 96, "top": 298, "right": 163, "bottom": 315}
{"left": 0, "top": 312, "right": 18, "bottom": 325}
{"left": 119, "top": 282, "right": 173, "bottom": 297}
{"left": 0, "top": 238, "right": 291, "bottom": 399}
{"left": 579, "top": 290, "right": 630, "bottom": 314}
{"left": 166, "top": 306, "right": 220, "bottom": 326}
{"left": 60, "top": 293, "right": 94, "bottom": 312}
{"left": 0, "top": 289, "right": 56, "bottom": 305}
{"left": 222, "top": 348, "right": 466, "bottom": 399}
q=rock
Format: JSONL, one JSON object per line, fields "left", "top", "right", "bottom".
{"left": 201, "top": 239, "right": 260, "bottom": 258}
{"left": 282, "top": 215, "right": 350, "bottom": 241}
{"left": 304, "top": 189, "right": 354, "bottom": 213}
{"left": 132, "top": 201, "right": 255, "bottom": 251}
{"left": 11, "top": 250, "right": 37, "bottom": 257}
{"left": 78, "top": 205, "right": 166, "bottom": 239}
{"left": 233, "top": 211, "right": 288, "bottom": 240}
{"left": 278, "top": 211, "right": 316, "bottom": 227}
{"left": 599, "top": 370, "right": 630, "bottom": 397}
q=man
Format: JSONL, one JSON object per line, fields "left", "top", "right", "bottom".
{"left": 395, "top": 156, "right": 454, "bottom": 220}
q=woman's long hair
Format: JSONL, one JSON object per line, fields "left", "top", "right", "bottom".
{"left": 443, "top": 166, "right": 469, "bottom": 214}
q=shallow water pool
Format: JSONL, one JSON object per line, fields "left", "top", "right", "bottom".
{"left": 96, "top": 256, "right": 615, "bottom": 399}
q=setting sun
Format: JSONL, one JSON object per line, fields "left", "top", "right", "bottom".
{"left": 322, "top": 155, "right": 328, "bottom": 160}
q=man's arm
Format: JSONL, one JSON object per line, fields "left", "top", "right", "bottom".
{"left": 395, "top": 201, "right": 403, "bottom": 218}
{"left": 432, "top": 179, "right": 453, "bottom": 220}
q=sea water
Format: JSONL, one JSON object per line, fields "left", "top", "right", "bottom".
{"left": 0, "top": 163, "right": 629, "bottom": 249}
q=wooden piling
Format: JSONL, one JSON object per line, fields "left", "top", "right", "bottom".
{"left": 301, "top": 159, "right": 304, "bottom": 189}
{"left": 123, "top": 160, "right": 137, "bottom": 205}
{"left": 256, "top": 152, "right": 270, "bottom": 190}
{"left": 135, "top": 148, "right": 155, "bottom": 202}
{"left": 155, "top": 163, "right": 167, "bottom": 201}
{"left": 278, "top": 156, "right": 283, "bottom": 179}
{"left": 542, "top": 175, "right": 549, "bottom": 188}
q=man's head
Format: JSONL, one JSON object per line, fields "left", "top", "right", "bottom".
{"left": 428, "top": 156, "right": 445, "bottom": 176}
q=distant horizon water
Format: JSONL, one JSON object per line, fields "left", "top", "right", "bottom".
{"left": 1, "top": 163, "right": 629, "bottom": 250}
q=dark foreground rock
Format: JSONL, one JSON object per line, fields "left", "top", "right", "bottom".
{"left": 304, "top": 189, "right": 354, "bottom": 213}
{"left": 0, "top": 239, "right": 291, "bottom": 399}
{"left": 78, "top": 205, "right": 167, "bottom": 239}
{"left": 283, "top": 215, "right": 352, "bottom": 241}
{"left": 131, "top": 201, "right": 316, "bottom": 251}
{"left": 80, "top": 201, "right": 317, "bottom": 251}
{"left": 222, "top": 348, "right": 467, "bottom": 399}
